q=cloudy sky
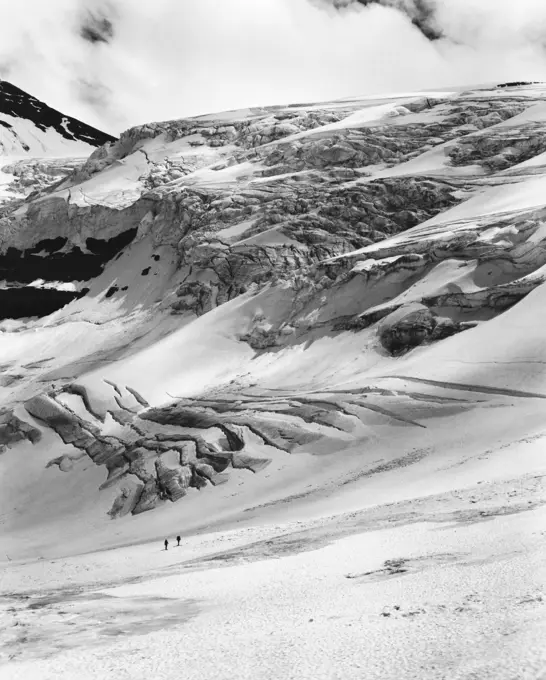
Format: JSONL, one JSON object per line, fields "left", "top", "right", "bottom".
{"left": 1, "top": 0, "right": 546, "bottom": 134}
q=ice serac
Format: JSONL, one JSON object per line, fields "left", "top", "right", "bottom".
{"left": 4, "top": 82, "right": 546, "bottom": 544}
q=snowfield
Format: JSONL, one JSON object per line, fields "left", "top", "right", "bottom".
{"left": 1, "top": 82, "right": 546, "bottom": 678}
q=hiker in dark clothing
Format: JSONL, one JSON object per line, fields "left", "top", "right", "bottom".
{"left": 176, "top": 536, "right": 181, "bottom": 546}
{"left": 164, "top": 539, "right": 169, "bottom": 551}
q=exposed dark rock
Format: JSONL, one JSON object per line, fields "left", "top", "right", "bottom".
{"left": 0, "top": 286, "right": 86, "bottom": 320}
{"left": 497, "top": 81, "right": 541, "bottom": 88}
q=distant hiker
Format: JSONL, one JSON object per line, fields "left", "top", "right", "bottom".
{"left": 164, "top": 539, "right": 169, "bottom": 551}
{"left": 176, "top": 536, "right": 181, "bottom": 547}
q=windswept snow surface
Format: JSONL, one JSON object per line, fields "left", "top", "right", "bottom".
{"left": 2, "top": 83, "right": 546, "bottom": 679}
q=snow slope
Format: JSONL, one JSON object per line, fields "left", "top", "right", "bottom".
{"left": 2, "top": 82, "right": 546, "bottom": 678}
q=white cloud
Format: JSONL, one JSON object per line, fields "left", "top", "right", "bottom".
{"left": 1, "top": 0, "right": 546, "bottom": 135}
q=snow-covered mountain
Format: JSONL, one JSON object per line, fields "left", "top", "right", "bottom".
{"left": 2, "top": 82, "right": 546, "bottom": 678}
{"left": 0, "top": 80, "right": 116, "bottom": 204}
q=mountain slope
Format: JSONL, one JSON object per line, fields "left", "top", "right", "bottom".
{"left": 2, "top": 82, "right": 546, "bottom": 679}
{"left": 1, "top": 81, "right": 546, "bottom": 559}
